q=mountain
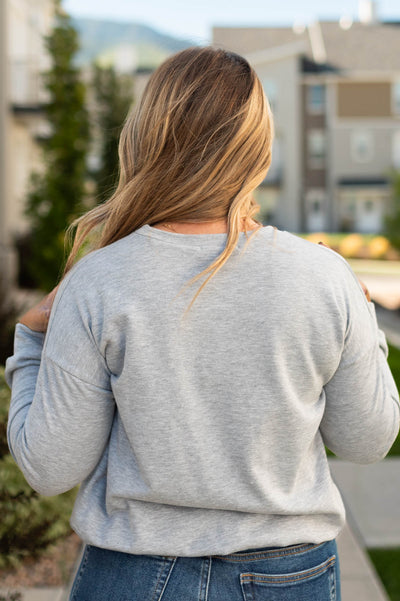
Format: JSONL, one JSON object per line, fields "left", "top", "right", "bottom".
{"left": 71, "top": 17, "right": 195, "bottom": 69}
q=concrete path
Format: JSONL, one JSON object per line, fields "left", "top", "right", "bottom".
{"left": 0, "top": 587, "right": 64, "bottom": 600}
{"left": 330, "top": 458, "right": 400, "bottom": 548}
{"left": 337, "top": 522, "right": 390, "bottom": 601}
{"left": 349, "top": 259, "right": 400, "bottom": 311}
{"left": 375, "top": 303, "right": 400, "bottom": 348}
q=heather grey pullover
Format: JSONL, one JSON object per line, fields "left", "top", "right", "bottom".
{"left": 5, "top": 224, "right": 400, "bottom": 556}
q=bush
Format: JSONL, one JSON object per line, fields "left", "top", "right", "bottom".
{"left": 0, "top": 278, "right": 18, "bottom": 366}
{"left": 368, "top": 236, "right": 391, "bottom": 259}
{"left": 338, "top": 233, "right": 364, "bottom": 258}
{"left": 301, "top": 233, "right": 400, "bottom": 260}
{"left": 0, "top": 367, "right": 78, "bottom": 569}
{"left": 384, "top": 169, "right": 400, "bottom": 252}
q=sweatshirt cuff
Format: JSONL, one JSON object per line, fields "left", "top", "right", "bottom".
{"left": 4, "top": 323, "right": 46, "bottom": 388}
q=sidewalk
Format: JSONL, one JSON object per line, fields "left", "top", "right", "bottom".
{"left": 337, "top": 522, "right": 390, "bottom": 601}
{"left": 330, "top": 458, "right": 400, "bottom": 548}
{"left": 375, "top": 303, "right": 400, "bottom": 348}
{"left": 349, "top": 259, "right": 400, "bottom": 311}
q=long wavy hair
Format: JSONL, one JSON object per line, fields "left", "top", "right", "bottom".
{"left": 64, "top": 46, "right": 274, "bottom": 314}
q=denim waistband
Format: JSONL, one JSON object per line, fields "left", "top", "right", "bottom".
{"left": 213, "top": 541, "right": 326, "bottom": 562}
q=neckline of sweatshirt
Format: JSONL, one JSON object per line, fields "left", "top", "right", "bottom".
{"left": 134, "top": 223, "right": 277, "bottom": 250}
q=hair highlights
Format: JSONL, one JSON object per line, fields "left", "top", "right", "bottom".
{"left": 64, "top": 46, "right": 274, "bottom": 314}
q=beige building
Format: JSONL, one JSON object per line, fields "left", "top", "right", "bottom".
{"left": 213, "top": 3, "right": 400, "bottom": 233}
{"left": 0, "top": 0, "right": 54, "bottom": 283}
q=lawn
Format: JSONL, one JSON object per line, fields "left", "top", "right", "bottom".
{"left": 387, "top": 343, "right": 400, "bottom": 456}
{"left": 368, "top": 548, "right": 400, "bottom": 601}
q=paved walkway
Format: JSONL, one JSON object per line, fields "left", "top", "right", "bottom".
{"left": 330, "top": 458, "right": 400, "bottom": 548}
{"left": 337, "top": 523, "right": 390, "bottom": 601}
{"left": 375, "top": 303, "right": 400, "bottom": 348}
{"left": 349, "top": 259, "right": 400, "bottom": 311}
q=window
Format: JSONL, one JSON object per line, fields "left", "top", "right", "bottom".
{"left": 351, "top": 130, "right": 374, "bottom": 163}
{"left": 312, "top": 199, "right": 321, "bottom": 213}
{"left": 348, "top": 198, "right": 356, "bottom": 216}
{"left": 308, "top": 84, "right": 326, "bottom": 113}
{"left": 306, "top": 189, "right": 326, "bottom": 231}
{"left": 392, "top": 81, "right": 400, "bottom": 115}
{"left": 364, "top": 199, "right": 374, "bottom": 212}
{"left": 307, "top": 130, "right": 326, "bottom": 167}
{"left": 262, "top": 79, "right": 277, "bottom": 113}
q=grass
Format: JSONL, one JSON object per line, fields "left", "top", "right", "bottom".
{"left": 368, "top": 548, "right": 400, "bottom": 601}
{"left": 387, "top": 343, "right": 400, "bottom": 456}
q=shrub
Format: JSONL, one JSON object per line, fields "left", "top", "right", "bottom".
{"left": 303, "top": 232, "right": 331, "bottom": 246}
{"left": 368, "top": 236, "right": 391, "bottom": 259}
{"left": 0, "top": 278, "right": 18, "bottom": 366}
{"left": 338, "top": 233, "right": 365, "bottom": 258}
{"left": 384, "top": 169, "right": 400, "bottom": 252}
{"left": 301, "top": 233, "right": 399, "bottom": 260}
{"left": 0, "top": 367, "right": 78, "bottom": 569}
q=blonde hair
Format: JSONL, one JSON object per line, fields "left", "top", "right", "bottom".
{"left": 64, "top": 46, "right": 274, "bottom": 314}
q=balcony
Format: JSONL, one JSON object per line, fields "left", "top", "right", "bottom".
{"left": 10, "top": 60, "right": 49, "bottom": 113}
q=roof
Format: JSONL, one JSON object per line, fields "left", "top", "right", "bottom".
{"left": 212, "top": 26, "right": 311, "bottom": 57}
{"left": 212, "top": 21, "right": 400, "bottom": 74}
{"left": 320, "top": 21, "right": 400, "bottom": 72}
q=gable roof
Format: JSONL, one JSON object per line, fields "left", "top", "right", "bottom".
{"left": 213, "top": 21, "right": 400, "bottom": 74}
{"left": 320, "top": 21, "right": 400, "bottom": 72}
{"left": 212, "top": 26, "right": 311, "bottom": 56}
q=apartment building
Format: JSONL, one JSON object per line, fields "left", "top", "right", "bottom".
{"left": 0, "top": 0, "right": 54, "bottom": 282}
{"left": 213, "top": 3, "right": 400, "bottom": 233}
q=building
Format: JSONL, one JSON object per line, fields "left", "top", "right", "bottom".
{"left": 213, "top": 1, "right": 400, "bottom": 233}
{"left": 0, "top": 0, "right": 54, "bottom": 283}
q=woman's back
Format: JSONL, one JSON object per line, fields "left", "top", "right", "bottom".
{"left": 16, "top": 223, "right": 397, "bottom": 556}
{"left": 5, "top": 45, "right": 399, "bottom": 599}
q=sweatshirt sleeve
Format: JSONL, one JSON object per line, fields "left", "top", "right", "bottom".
{"left": 5, "top": 270, "right": 116, "bottom": 496}
{"left": 319, "top": 262, "right": 400, "bottom": 464}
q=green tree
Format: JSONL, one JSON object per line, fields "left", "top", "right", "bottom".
{"left": 92, "top": 64, "right": 133, "bottom": 203}
{"left": 384, "top": 170, "right": 400, "bottom": 251}
{"left": 24, "top": 0, "right": 90, "bottom": 291}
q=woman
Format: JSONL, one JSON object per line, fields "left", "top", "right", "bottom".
{"left": 5, "top": 47, "right": 399, "bottom": 601}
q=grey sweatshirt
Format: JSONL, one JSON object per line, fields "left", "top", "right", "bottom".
{"left": 5, "top": 224, "right": 400, "bottom": 556}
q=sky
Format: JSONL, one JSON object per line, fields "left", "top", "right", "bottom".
{"left": 63, "top": 0, "right": 400, "bottom": 42}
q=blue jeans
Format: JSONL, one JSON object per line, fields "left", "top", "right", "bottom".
{"left": 69, "top": 539, "right": 341, "bottom": 601}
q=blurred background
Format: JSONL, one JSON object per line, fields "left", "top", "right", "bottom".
{"left": 0, "top": 1, "right": 400, "bottom": 600}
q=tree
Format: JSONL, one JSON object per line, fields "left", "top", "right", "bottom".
{"left": 384, "top": 170, "right": 400, "bottom": 251}
{"left": 24, "top": 0, "right": 90, "bottom": 291}
{"left": 91, "top": 64, "right": 133, "bottom": 203}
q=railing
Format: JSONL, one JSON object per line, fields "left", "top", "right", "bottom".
{"left": 9, "top": 60, "right": 49, "bottom": 108}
